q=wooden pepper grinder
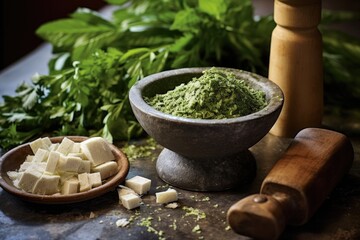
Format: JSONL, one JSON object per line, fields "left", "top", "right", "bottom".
{"left": 269, "top": 0, "right": 323, "bottom": 137}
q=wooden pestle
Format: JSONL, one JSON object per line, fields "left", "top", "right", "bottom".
{"left": 227, "top": 128, "right": 354, "bottom": 240}
{"left": 269, "top": 0, "right": 323, "bottom": 137}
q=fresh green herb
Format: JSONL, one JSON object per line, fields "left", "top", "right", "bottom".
{"left": 0, "top": 0, "right": 359, "bottom": 149}
{"left": 146, "top": 68, "right": 267, "bottom": 119}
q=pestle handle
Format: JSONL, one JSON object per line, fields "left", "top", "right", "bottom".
{"left": 227, "top": 194, "right": 286, "bottom": 240}
{"left": 227, "top": 128, "right": 354, "bottom": 240}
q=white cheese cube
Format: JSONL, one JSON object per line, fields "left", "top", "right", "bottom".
{"left": 91, "top": 161, "right": 118, "bottom": 180}
{"left": 29, "top": 138, "right": 49, "bottom": 154}
{"left": 61, "top": 177, "right": 79, "bottom": 195}
{"left": 117, "top": 186, "right": 137, "bottom": 202}
{"left": 78, "top": 160, "right": 91, "bottom": 173}
{"left": 88, "top": 172, "right": 102, "bottom": 188}
{"left": 156, "top": 188, "right": 178, "bottom": 204}
{"left": 13, "top": 176, "right": 22, "bottom": 188}
{"left": 80, "top": 137, "right": 115, "bottom": 166}
{"left": 25, "top": 155, "right": 34, "bottom": 162}
{"left": 71, "top": 142, "right": 81, "bottom": 153}
{"left": 121, "top": 193, "right": 142, "bottom": 210}
{"left": 33, "top": 174, "right": 60, "bottom": 195}
{"left": 68, "top": 152, "right": 88, "bottom": 160}
{"left": 60, "top": 172, "right": 77, "bottom": 185}
{"left": 78, "top": 173, "right": 91, "bottom": 192}
{"left": 125, "top": 176, "right": 151, "bottom": 195}
{"left": 32, "top": 149, "right": 49, "bottom": 163}
{"left": 7, "top": 171, "right": 21, "bottom": 181}
{"left": 57, "top": 156, "right": 82, "bottom": 173}
{"left": 49, "top": 143, "right": 59, "bottom": 151}
{"left": 19, "top": 162, "right": 46, "bottom": 173}
{"left": 56, "top": 137, "right": 75, "bottom": 155}
{"left": 45, "top": 151, "right": 60, "bottom": 174}
{"left": 19, "top": 162, "right": 33, "bottom": 171}
{"left": 41, "top": 137, "right": 52, "bottom": 147}
{"left": 17, "top": 168, "right": 43, "bottom": 193}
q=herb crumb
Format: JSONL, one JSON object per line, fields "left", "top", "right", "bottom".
{"left": 192, "top": 224, "right": 202, "bottom": 234}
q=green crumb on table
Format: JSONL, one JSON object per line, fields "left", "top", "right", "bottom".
{"left": 138, "top": 217, "right": 165, "bottom": 240}
{"left": 169, "top": 219, "right": 177, "bottom": 230}
{"left": 200, "top": 196, "right": 210, "bottom": 202}
{"left": 192, "top": 224, "right": 201, "bottom": 234}
{"left": 182, "top": 206, "right": 206, "bottom": 221}
{"left": 145, "top": 67, "right": 267, "bottom": 119}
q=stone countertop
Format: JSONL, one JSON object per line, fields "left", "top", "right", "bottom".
{"left": 1, "top": 133, "right": 359, "bottom": 240}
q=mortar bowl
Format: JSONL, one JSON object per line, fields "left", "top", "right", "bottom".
{"left": 129, "top": 67, "right": 283, "bottom": 191}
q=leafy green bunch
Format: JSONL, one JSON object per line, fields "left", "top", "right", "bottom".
{"left": 0, "top": 0, "right": 274, "bottom": 149}
{"left": 0, "top": 0, "right": 359, "bottom": 149}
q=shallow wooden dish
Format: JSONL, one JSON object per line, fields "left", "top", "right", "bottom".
{"left": 0, "top": 136, "right": 129, "bottom": 204}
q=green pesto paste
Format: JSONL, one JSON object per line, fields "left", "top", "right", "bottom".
{"left": 145, "top": 68, "right": 267, "bottom": 119}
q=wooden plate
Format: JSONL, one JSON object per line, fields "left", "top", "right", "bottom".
{"left": 0, "top": 136, "right": 129, "bottom": 204}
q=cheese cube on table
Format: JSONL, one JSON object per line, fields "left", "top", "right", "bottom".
{"left": 81, "top": 137, "right": 115, "bottom": 166}
{"left": 88, "top": 172, "right": 102, "bottom": 188}
{"left": 125, "top": 176, "right": 151, "bottom": 195}
{"left": 45, "top": 151, "right": 60, "bottom": 174}
{"left": 78, "top": 173, "right": 91, "bottom": 192}
{"left": 61, "top": 177, "right": 79, "bottom": 195}
{"left": 156, "top": 188, "right": 178, "bottom": 204}
{"left": 117, "top": 186, "right": 137, "bottom": 202}
{"left": 56, "top": 137, "right": 75, "bottom": 155}
{"left": 17, "top": 168, "right": 43, "bottom": 193}
{"left": 91, "top": 161, "right": 118, "bottom": 180}
{"left": 32, "top": 174, "right": 60, "bottom": 195}
{"left": 121, "top": 193, "right": 142, "bottom": 210}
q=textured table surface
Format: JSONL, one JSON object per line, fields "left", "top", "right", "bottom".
{"left": 1, "top": 2, "right": 360, "bottom": 237}
{"left": 1, "top": 132, "right": 359, "bottom": 240}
